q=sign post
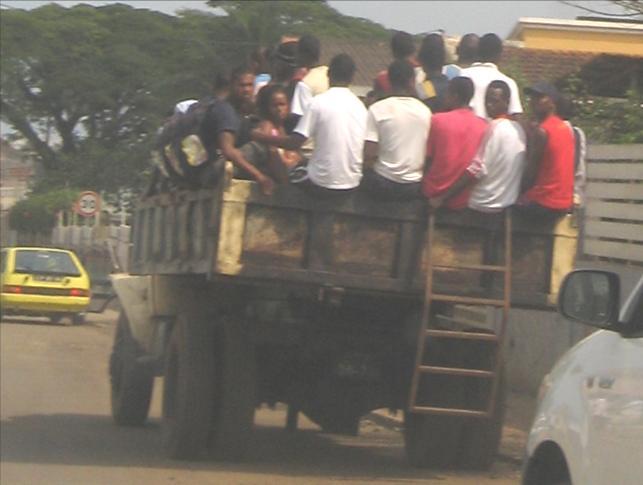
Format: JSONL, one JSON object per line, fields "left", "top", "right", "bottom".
{"left": 74, "top": 191, "right": 101, "bottom": 218}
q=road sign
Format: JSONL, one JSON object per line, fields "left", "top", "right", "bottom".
{"left": 75, "top": 191, "right": 101, "bottom": 217}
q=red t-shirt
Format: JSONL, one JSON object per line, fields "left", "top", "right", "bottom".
{"left": 422, "top": 108, "right": 488, "bottom": 209}
{"left": 522, "top": 114, "right": 574, "bottom": 210}
{"left": 374, "top": 70, "right": 392, "bottom": 94}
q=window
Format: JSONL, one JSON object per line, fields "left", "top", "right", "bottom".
{"left": 14, "top": 250, "right": 81, "bottom": 277}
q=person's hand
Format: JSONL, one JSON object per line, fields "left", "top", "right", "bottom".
{"left": 429, "top": 195, "right": 444, "bottom": 210}
{"left": 257, "top": 173, "right": 276, "bottom": 195}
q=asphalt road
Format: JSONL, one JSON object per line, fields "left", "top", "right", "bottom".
{"left": 1, "top": 311, "right": 524, "bottom": 484}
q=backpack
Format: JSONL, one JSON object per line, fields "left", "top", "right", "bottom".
{"left": 155, "top": 98, "right": 217, "bottom": 187}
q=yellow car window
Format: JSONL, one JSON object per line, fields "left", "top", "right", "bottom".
{"left": 14, "top": 250, "right": 81, "bottom": 277}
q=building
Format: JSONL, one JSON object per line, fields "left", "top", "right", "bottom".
{"left": 507, "top": 17, "right": 643, "bottom": 56}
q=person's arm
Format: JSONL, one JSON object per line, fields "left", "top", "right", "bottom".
{"left": 363, "top": 109, "right": 379, "bottom": 169}
{"left": 218, "top": 131, "right": 275, "bottom": 195}
{"left": 363, "top": 141, "right": 379, "bottom": 169}
{"left": 251, "top": 129, "right": 306, "bottom": 151}
{"left": 429, "top": 171, "right": 476, "bottom": 209}
{"left": 521, "top": 124, "right": 547, "bottom": 192}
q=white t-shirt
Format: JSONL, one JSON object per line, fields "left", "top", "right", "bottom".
{"left": 460, "top": 62, "right": 523, "bottom": 119}
{"left": 365, "top": 96, "right": 431, "bottom": 183}
{"left": 294, "top": 87, "right": 368, "bottom": 189}
{"left": 466, "top": 118, "right": 527, "bottom": 212}
{"left": 291, "top": 65, "right": 329, "bottom": 116}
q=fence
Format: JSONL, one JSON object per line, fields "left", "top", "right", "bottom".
{"left": 581, "top": 144, "right": 643, "bottom": 265}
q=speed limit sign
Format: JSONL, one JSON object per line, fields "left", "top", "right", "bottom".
{"left": 75, "top": 191, "right": 101, "bottom": 217}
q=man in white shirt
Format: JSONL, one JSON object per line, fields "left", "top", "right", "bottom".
{"left": 251, "top": 54, "right": 367, "bottom": 194}
{"left": 460, "top": 33, "right": 523, "bottom": 119}
{"left": 363, "top": 59, "right": 431, "bottom": 199}
{"left": 429, "top": 80, "right": 526, "bottom": 212}
{"left": 291, "top": 34, "right": 329, "bottom": 118}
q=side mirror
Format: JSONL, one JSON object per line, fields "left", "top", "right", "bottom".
{"left": 558, "top": 270, "right": 621, "bottom": 329}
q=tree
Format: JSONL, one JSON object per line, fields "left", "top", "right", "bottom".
{"left": 206, "top": 1, "right": 389, "bottom": 46}
{"left": 1, "top": 4, "right": 218, "bottom": 195}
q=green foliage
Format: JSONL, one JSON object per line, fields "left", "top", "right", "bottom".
{"left": 207, "top": 1, "right": 389, "bottom": 46}
{"left": 1, "top": 4, "right": 221, "bottom": 196}
{"left": 8, "top": 189, "right": 79, "bottom": 233}
{"left": 560, "top": 76, "right": 643, "bottom": 144}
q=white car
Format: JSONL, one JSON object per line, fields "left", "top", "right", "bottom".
{"left": 522, "top": 270, "right": 643, "bottom": 485}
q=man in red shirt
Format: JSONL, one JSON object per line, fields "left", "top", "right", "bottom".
{"left": 373, "top": 31, "right": 422, "bottom": 98}
{"left": 519, "top": 82, "right": 575, "bottom": 212}
{"left": 422, "top": 77, "right": 488, "bottom": 209}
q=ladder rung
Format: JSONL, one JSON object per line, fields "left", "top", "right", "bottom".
{"left": 433, "top": 263, "right": 508, "bottom": 272}
{"left": 430, "top": 294, "right": 506, "bottom": 307}
{"left": 418, "top": 365, "right": 494, "bottom": 378}
{"left": 436, "top": 314, "right": 486, "bottom": 327}
{"left": 425, "top": 329, "right": 498, "bottom": 341}
{"left": 409, "top": 406, "right": 489, "bottom": 418}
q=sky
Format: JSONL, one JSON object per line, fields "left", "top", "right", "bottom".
{"left": 0, "top": 1, "right": 635, "bottom": 37}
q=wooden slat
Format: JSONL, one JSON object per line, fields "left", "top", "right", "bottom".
{"left": 588, "top": 162, "right": 643, "bottom": 180}
{"left": 409, "top": 406, "right": 488, "bottom": 418}
{"left": 585, "top": 201, "right": 643, "bottom": 221}
{"left": 587, "top": 144, "right": 643, "bottom": 161}
{"left": 425, "top": 329, "right": 498, "bottom": 341}
{"left": 586, "top": 183, "right": 643, "bottom": 201}
{"left": 585, "top": 220, "right": 643, "bottom": 242}
{"left": 584, "top": 239, "right": 643, "bottom": 262}
{"left": 418, "top": 365, "right": 493, "bottom": 378}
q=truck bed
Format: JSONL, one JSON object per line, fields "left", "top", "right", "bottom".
{"left": 130, "top": 172, "right": 577, "bottom": 308}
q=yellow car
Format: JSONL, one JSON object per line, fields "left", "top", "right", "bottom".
{"left": 1, "top": 247, "right": 91, "bottom": 324}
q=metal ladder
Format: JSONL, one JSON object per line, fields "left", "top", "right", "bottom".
{"left": 408, "top": 209, "right": 512, "bottom": 418}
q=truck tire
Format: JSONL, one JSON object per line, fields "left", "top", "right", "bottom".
{"left": 210, "top": 317, "right": 256, "bottom": 461}
{"left": 162, "top": 311, "right": 216, "bottom": 460}
{"left": 110, "top": 311, "right": 154, "bottom": 426}
{"left": 403, "top": 339, "right": 466, "bottom": 469}
{"left": 458, "top": 367, "right": 507, "bottom": 470}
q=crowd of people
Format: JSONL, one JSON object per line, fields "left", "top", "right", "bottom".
{"left": 158, "top": 30, "right": 586, "bottom": 216}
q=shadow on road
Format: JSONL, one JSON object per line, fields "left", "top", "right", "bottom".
{"left": 0, "top": 413, "right": 464, "bottom": 481}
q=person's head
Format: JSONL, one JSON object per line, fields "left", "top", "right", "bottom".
{"left": 297, "top": 34, "right": 321, "bottom": 67}
{"left": 388, "top": 59, "right": 415, "bottom": 93}
{"left": 456, "top": 33, "right": 479, "bottom": 64}
{"left": 418, "top": 33, "right": 446, "bottom": 73}
{"left": 485, "top": 80, "right": 511, "bottom": 118}
{"left": 328, "top": 53, "right": 356, "bottom": 86}
{"left": 212, "top": 71, "right": 231, "bottom": 98}
{"left": 525, "top": 82, "right": 560, "bottom": 120}
{"left": 556, "top": 96, "right": 575, "bottom": 121}
{"left": 249, "top": 46, "right": 271, "bottom": 74}
{"left": 257, "top": 84, "right": 289, "bottom": 123}
{"left": 444, "top": 76, "right": 475, "bottom": 110}
{"left": 230, "top": 65, "right": 256, "bottom": 113}
{"left": 478, "top": 33, "right": 503, "bottom": 63}
{"left": 391, "top": 31, "right": 415, "bottom": 60}
{"left": 271, "top": 41, "right": 298, "bottom": 83}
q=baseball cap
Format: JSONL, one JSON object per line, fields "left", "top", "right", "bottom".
{"left": 524, "top": 82, "right": 560, "bottom": 101}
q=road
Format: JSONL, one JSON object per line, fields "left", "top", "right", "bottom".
{"left": 1, "top": 311, "right": 525, "bottom": 484}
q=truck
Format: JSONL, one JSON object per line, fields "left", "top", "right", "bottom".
{"left": 108, "top": 163, "right": 578, "bottom": 468}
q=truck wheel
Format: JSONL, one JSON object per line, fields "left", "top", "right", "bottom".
{"left": 404, "top": 408, "right": 464, "bottom": 468}
{"left": 403, "top": 341, "right": 467, "bottom": 468}
{"left": 110, "top": 311, "right": 154, "bottom": 426}
{"left": 458, "top": 367, "right": 507, "bottom": 470}
{"left": 162, "top": 311, "right": 216, "bottom": 460}
{"left": 210, "top": 317, "right": 256, "bottom": 461}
